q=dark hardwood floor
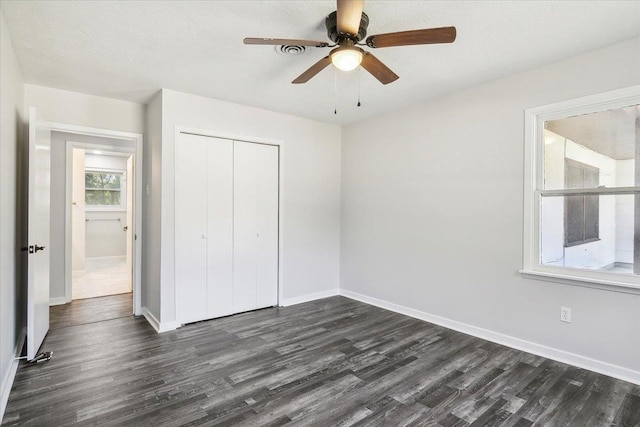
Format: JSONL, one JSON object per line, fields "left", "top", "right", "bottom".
{"left": 49, "top": 293, "right": 133, "bottom": 330}
{"left": 3, "top": 296, "right": 639, "bottom": 426}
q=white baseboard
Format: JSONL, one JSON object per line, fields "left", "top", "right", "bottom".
{"left": 141, "top": 307, "right": 180, "bottom": 333}
{"left": 1, "top": 327, "right": 25, "bottom": 423}
{"left": 339, "top": 289, "right": 640, "bottom": 385}
{"left": 280, "top": 289, "right": 340, "bottom": 307}
{"left": 49, "top": 297, "right": 68, "bottom": 306}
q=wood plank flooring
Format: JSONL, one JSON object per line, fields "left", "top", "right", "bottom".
{"left": 49, "top": 293, "right": 133, "bottom": 330}
{"left": 3, "top": 296, "right": 639, "bottom": 426}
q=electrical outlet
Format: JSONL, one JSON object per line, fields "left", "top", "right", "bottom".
{"left": 560, "top": 306, "right": 571, "bottom": 323}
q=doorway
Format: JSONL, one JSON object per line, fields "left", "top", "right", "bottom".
{"left": 70, "top": 147, "right": 133, "bottom": 300}
{"left": 49, "top": 127, "right": 142, "bottom": 316}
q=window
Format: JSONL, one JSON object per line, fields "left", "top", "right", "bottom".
{"left": 85, "top": 171, "right": 124, "bottom": 208}
{"left": 522, "top": 86, "right": 640, "bottom": 292}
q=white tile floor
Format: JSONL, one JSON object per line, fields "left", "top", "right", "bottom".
{"left": 72, "top": 256, "right": 131, "bottom": 300}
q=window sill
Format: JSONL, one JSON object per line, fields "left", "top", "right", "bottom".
{"left": 519, "top": 269, "right": 640, "bottom": 295}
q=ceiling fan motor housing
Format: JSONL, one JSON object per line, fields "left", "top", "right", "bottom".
{"left": 325, "top": 11, "right": 369, "bottom": 43}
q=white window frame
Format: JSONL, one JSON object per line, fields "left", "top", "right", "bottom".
{"left": 521, "top": 85, "right": 640, "bottom": 294}
{"left": 84, "top": 167, "right": 127, "bottom": 211}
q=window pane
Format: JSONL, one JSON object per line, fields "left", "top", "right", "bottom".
{"left": 541, "top": 194, "right": 635, "bottom": 274}
{"left": 85, "top": 172, "right": 121, "bottom": 190}
{"left": 543, "top": 104, "right": 638, "bottom": 190}
{"left": 86, "top": 189, "right": 121, "bottom": 205}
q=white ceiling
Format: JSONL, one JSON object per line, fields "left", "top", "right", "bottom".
{"left": 546, "top": 106, "right": 639, "bottom": 161}
{"left": 2, "top": 1, "right": 639, "bottom": 125}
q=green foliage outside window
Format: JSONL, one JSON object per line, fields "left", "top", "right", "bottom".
{"left": 85, "top": 172, "right": 122, "bottom": 206}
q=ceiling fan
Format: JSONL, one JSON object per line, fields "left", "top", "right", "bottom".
{"left": 244, "top": 0, "right": 456, "bottom": 85}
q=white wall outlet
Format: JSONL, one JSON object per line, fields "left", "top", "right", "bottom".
{"left": 145, "top": 184, "right": 150, "bottom": 195}
{"left": 560, "top": 306, "right": 572, "bottom": 323}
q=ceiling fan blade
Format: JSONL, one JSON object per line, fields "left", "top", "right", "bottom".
{"left": 360, "top": 52, "right": 399, "bottom": 85}
{"left": 366, "top": 26, "right": 457, "bottom": 48}
{"left": 244, "top": 38, "right": 329, "bottom": 48}
{"left": 336, "top": 0, "right": 365, "bottom": 36}
{"left": 292, "top": 56, "right": 332, "bottom": 84}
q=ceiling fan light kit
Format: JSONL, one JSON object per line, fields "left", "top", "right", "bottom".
{"left": 330, "top": 45, "right": 363, "bottom": 71}
{"left": 244, "top": 0, "right": 456, "bottom": 85}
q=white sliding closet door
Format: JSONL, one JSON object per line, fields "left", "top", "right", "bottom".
{"left": 206, "top": 138, "right": 234, "bottom": 318}
{"left": 255, "top": 144, "right": 279, "bottom": 308}
{"left": 233, "top": 141, "right": 279, "bottom": 313}
{"left": 176, "top": 134, "right": 233, "bottom": 323}
{"left": 175, "top": 134, "right": 208, "bottom": 323}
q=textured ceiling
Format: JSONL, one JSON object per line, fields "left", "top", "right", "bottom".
{"left": 2, "top": 1, "right": 639, "bottom": 125}
{"left": 546, "top": 106, "right": 639, "bottom": 161}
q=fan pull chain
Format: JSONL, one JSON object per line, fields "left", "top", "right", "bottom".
{"left": 334, "top": 69, "right": 338, "bottom": 115}
{"left": 357, "top": 68, "right": 362, "bottom": 107}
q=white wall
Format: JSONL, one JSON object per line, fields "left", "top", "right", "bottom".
{"left": 0, "top": 10, "right": 25, "bottom": 420}
{"left": 24, "top": 85, "right": 145, "bottom": 133}
{"left": 158, "top": 89, "right": 341, "bottom": 326}
{"left": 84, "top": 211, "right": 127, "bottom": 258}
{"left": 85, "top": 152, "right": 129, "bottom": 170}
{"left": 341, "top": 36, "right": 640, "bottom": 377}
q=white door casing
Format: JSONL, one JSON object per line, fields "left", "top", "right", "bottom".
{"left": 126, "top": 155, "right": 133, "bottom": 292}
{"left": 27, "top": 107, "right": 51, "bottom": 361}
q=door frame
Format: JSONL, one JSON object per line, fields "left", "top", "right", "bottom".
{"left": 174, "top": 126, "right": 285, "bottom": 309}
{"left": 45, "top": 120, "right": 143, "bottom": 315}
{"left": 65, "top": 141, "right": 135, "bottom": 302}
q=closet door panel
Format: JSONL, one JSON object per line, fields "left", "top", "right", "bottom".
{"left": 233, "top": 141, "right": 258, "bottom": 313}
{"left": 175, "top": 134, "right": 208, "bottom": 324}
{"left": 255, "top": 144, "right": 279, "bottom": 308}
{"left": 206, "top": 138, "right": 234, "bottom": 318}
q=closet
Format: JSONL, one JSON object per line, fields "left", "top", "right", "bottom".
{"left": 175, "top": 133, "right": 279, "bottom": 324}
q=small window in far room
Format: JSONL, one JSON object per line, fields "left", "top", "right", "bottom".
{"left": 85, "top": 171, "right": 123, "bottom": 207}
{"left": 564, "top": 159, "right": 599, "bottom": 247}
{"left": 522, "top": 86, "right": 640, "bottom": 292}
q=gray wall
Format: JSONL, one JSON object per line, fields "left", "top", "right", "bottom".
{"left": 142, "top": 91, "right": 162, "bottom": 320}
{"left": 0, "top": 10, "right": 25, "bottom": 418}
{"left": 341, "top": 37, "right": 640, "bottom": 374}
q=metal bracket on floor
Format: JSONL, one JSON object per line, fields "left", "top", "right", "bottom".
{"left": 28, "top": 351, "right": 53, "bottom": 364}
